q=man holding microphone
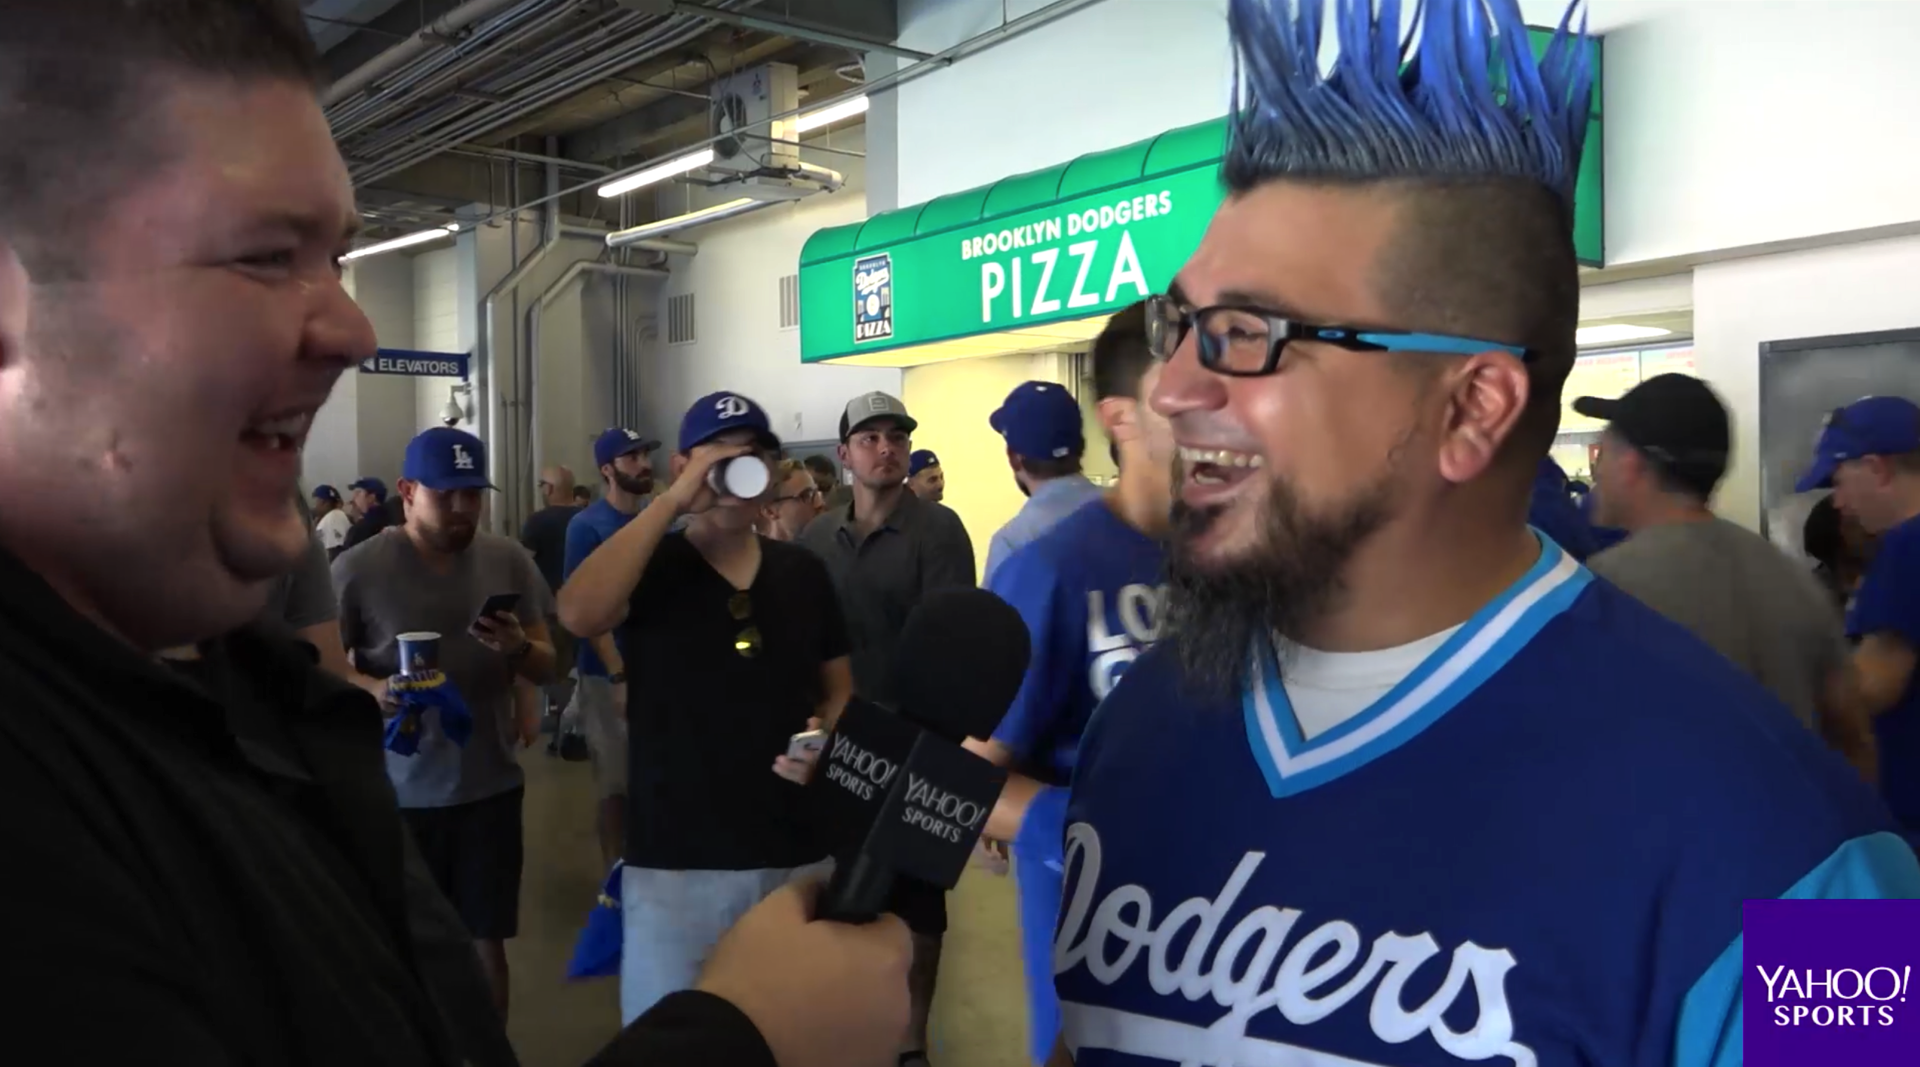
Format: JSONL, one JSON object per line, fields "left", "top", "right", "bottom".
{"left": 0, "top": 3, "right": 910, "bottom": 1063}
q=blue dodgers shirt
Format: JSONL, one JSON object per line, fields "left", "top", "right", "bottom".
{"left": 1056, "top": 536, "right": 1920, "bottom": 1067}
{"left": 563, "top": 498, "right": 638, "bottom": 677}
{"left": 987, "top": 499, "right": 1166, "bottom": 1065}
{"left": 1846, "top": 512, "right": 1920, "bottom": 833}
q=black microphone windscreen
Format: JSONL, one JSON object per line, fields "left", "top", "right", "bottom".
{"left": 886, "top": 586, "right": 1031, "bottom": 743}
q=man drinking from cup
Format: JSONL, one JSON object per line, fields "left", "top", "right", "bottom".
{"left": 558, "top": 391, "right": 853, "bottom": 1025}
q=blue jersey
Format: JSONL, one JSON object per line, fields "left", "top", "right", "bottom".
{"left": 1846, "top": 512, "right": 1920, "bottom": 834}
{"left": 563, "top": 499, "right": 637, "bottom": 677}
{"left": 1527, "top": 459, "right": 1598, "bottom": 561}
{"left": 987, "top": 498, "right": 1166, "bottom": 1064}
{"left": 1057, "top": 536, "right": 1920, "bottom": 1067}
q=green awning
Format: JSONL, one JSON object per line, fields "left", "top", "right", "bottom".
{"left": 800, "top": 29, "right": 1602, "bottom": 366}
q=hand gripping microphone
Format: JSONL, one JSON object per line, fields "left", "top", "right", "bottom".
{"left": 811, "top": 586, "right": 1031, "bottom": 924}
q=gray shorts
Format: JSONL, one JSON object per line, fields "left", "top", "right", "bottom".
{"left": 567, "top": 674, "right": 628, "bottom": 798}
{"left": 618, "top": 859, "right": 833, "bottom": 1024}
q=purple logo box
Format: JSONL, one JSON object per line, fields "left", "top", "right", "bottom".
{"left": 1743, "top": 898, "right": 1920, "bottom": 1067}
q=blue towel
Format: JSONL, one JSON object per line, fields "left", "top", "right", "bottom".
{"left": 566, "top": 861, "right": 625, "bottom": 981}
{"left": 383, "top": 670, "right": 474, "bottom": 756}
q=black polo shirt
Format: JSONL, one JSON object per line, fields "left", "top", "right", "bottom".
{"left": 619, "top": 533, "right": 849, "bottom": 871}
{"left": 0, "top": 551, "right": 481, "bottom": 1066}
{"left": 797, "top": 489, "right": 976, "bottom": 704}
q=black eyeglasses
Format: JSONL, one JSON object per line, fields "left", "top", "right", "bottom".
{"left": 773, "top": 487, "right": 822, "bottom": 506}
{"left": 728, "top": 591, "right": 761, "bottom": 658}
{"left": 1144, "top": 293, "right": 1532, "bottom": 377}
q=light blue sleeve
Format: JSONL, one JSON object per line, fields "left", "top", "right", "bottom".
{"left": 982, "top": 530, "right": 1014, "bottom": 588}
{"left": 1672, "top": 832, "right": 1920, "bottom": 1067}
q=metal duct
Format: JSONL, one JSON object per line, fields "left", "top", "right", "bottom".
{"left": 462, "top": 0, "right": 1112, "bottom": 229}
{"left": 324, "top": 0, "right": 536, "bottom": 108}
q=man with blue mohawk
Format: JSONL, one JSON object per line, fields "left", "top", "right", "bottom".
{"left": 1048, "top": 2, "right": 1920, "bottom": 1066}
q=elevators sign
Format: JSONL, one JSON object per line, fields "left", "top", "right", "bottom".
{"left": 853, "top": 253, "right": 894, "bottom": 343}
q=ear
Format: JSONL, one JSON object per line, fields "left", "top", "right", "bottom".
{"left": 1435, "top": 350, "right": 1530, "bottom": 486}
{"left": 669, "top": 451, "right": 690, "bottom": 480}
{"left": 1006, "top": 446, "right": 1022, "bottom": 472}
{"left": 396, "top": 479, "right": 418, "bottom": 506}
{"left": 1096, "top": 395, "right": 1140, "bottom": 448}
{"left": 836, "top": 442, "right": 850, "bottom": 466}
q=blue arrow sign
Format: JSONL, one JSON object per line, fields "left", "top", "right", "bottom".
{"left": 360, "top": 348, "right": 469, "bottom": 378}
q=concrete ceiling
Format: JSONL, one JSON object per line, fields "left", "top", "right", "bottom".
{"left": 326, "top": 0, "right": 888, "bottom": 236}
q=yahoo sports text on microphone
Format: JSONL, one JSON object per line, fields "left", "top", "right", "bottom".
{"left": 1743, "top": 898, "right": 1920, "bottom": 1067}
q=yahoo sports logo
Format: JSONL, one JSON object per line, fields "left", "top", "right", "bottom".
{"left": 1743, "top": 898, "right": 1920, "bottom": 1067}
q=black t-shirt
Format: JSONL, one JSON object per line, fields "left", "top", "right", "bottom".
{"left": 520, "top": 504, "right": 582, "bottom": 593}
{"left": 620, "top": 533, "right": 850, "bottom": 870}
{"left": 0, "top": 553, "right": 475, "bottom": 1066}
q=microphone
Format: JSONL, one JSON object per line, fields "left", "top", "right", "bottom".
{"left": 811, "top": 586, "right": 1031, "bottom": 924}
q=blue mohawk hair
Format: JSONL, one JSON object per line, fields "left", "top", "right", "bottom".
{"left": 1225, "top": 0, "right": 1594, "bottom": 206}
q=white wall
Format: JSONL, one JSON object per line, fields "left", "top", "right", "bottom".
{"left": 1693, "top": 234, "right": 1920, "bottom": 530}
{"left": 893, "top": 0, "right": 1920, "bottom": 268}
{"left": 639, "top": 125, "right": 902, "bottom": 449}
{"left": 308, "top": 254, "right": 419, "bottom": 492}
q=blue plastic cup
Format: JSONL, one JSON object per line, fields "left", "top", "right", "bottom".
{"left": 397, "top": 631, "right": 442, "bottom": 677}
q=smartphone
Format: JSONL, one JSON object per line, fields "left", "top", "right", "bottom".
{"left": 785, "top": 728, "right": 828, "bottom": 761}
{"left": 474, "top": 592, "right": 521, "bottom": 626}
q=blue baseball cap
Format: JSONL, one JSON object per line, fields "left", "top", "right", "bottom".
{"left": 1796, "top": 395, "right": 1920, "bottom": 493}
{"left": 909, "top": 450, "right": 940, "bottom": 477}
{"left": 403, "top": 427, "right": 495, "bottom": 492}
{"left": 678, "top": 391, "right": 780, "bottom": 453}
{"left": 348, "top": 477, "right": 387, "bottom": 502}
{"left": 990, "top": 381, "right": 1084, "bottom": 461}
{"left": 311, "top": 484, "right": 341, "bottom": 503}
{"left": 594, "top": 427, "right": 660, "bottom": 469}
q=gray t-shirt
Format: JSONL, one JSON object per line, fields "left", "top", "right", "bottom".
{"left": 333, "top": 528, "right": 553, "bottom": 808}
{"left": 1589, "top": 517, "right": 1848, "bottom": 728}
{"left": 261, "top": 493, "right": 337, "bottom": 631}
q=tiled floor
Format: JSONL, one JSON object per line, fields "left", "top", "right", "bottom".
{"left": 507, "top": 750, "right": 1031, "bottom": 1067}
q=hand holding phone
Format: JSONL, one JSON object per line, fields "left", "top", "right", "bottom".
{"left": 470, "top": 592, "right": 525, "bottom": 654}
{"left": 772, "top": 719, "right": 827, "bottom": 784}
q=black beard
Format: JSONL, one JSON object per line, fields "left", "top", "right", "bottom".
{"left": 420, "top": 519, "right": 477, "bottom": 555}
{"left": 615, "top": 471, "right": 653, "bottom": 496}
{"left": 1162, "top": 474, "right": 1394, "bottom": 699}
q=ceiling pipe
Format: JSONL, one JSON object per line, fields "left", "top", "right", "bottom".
{"left": 526, "top": 260, "right": 668, "bottom": 478}
{"left": 478, "top": 221, "right": 608, "bottom": 532}
{"left": 662, "top": 1, "right": 935, "bottom": 63}
{"left": 614, "top": 237, "right": 698, "bottom": 255}
{"left": 465, "top": 0, "right": 1112, "bottom": 229}
{"left": 323, "top": 0, "right": 534, "bottom": 108}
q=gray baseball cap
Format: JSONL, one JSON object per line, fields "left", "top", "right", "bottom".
{"left": 839, "top": 391, "right": 918, "bottom": 441}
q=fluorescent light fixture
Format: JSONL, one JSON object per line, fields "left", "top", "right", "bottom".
{"left": 1575, "top": 323, "right": 1674, "bottom": 347}
{"left": 341, "top": 226, "right": 458, "bottom": 262}
{"left": 597, "top": 148, "right": 716, "bottom": 199}
{"left": 605, "top": 198, "right": 762, "bottom": 248}
{"left": 795, "top": 94, "right": 869, "bottom": 134}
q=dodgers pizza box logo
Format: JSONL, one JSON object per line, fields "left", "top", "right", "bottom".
{"left": 1743, "top": 898, "right": 1920, "bottom": 1067}
{"left": 853, "top": 253, "right": 894, "bottom": 343}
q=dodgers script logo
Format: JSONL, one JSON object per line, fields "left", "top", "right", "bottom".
{"left": 715, "top": 395, "right": 751, "bottom": 419}
{"left": 854, "top": 253, "right": 894, "bottom": 343}
{"left": 1056, "top": 822, "right": 1534, "bottom": 1067}
{"left": 452, "top": 444, "right": 476, "bottom": 470}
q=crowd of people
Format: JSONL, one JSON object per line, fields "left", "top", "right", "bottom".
{"left": 7, "top": 2, "right": 1920, "bottom": 1067}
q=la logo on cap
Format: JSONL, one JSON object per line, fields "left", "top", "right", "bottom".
{"left": 716, "top": 395, "right": 750, "bottom": 418}
{"left": 453, "top": 444, "right": 475, "bottom": 470}
{"left": 624, "top": 429, "right": 641, "bottom": 440}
